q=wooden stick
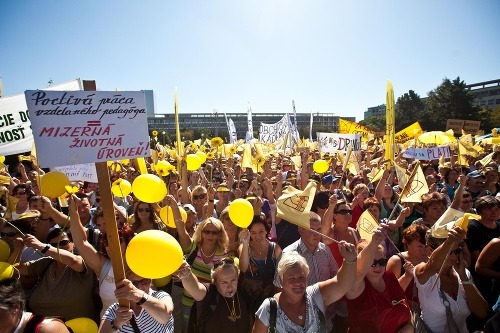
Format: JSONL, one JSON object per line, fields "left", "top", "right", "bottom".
{"left": 431, "top": 241, "right": 455, "bottom": 291}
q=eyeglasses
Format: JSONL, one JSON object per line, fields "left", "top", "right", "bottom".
{"left": 336, "top": 209, "right": 352, "bottom": 215}
{"left": 450, "top": 248, "right": 463, "bottom": 256}
{"left": 15, "top": 191, "right": 27, "bottom": 196}
{"left": 1, "top": 231, "right": 18, "bottom": 238}
{"left": 202, "top": 229, "right": 221, "bottom": 236}
{"left": 193, "top": 194, "right": 206, "bottom": 200}
{"left": 138, "top": 208, "right": 151, "bottom": 213}
{"left": 131, "top": 278, "right": 151, "bottom": 288}
{"left": 371, "top": 258, "right": 388, "bottom": 267}
{"left": 50, "top": 239, "right": 71, "bottom": 247}
{"left": 213, "top": 257, "right": 235, "bottom": 270}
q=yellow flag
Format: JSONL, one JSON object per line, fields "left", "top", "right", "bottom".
{"left": 277, "top": 181, "right": 317, "bottom": 229}
{"left": 339, "top": 118, "right": 374, "bottom": 142}
{"left": 367, "top": 167, "right": 384, "bottom": 183}
{"left": 395, "top": 122, "right": 423, "bottom": 144}
{"left": 479, "top": 152, "right": 494, "bottom": 166}
{"left": 400, "top": 164, "right": 429, "bottom": 203}
{"left": 241, "top": 144, "right": 253, "bottom": 170}
{"left": 385, "top": 81, "right": 395, "bottom": 167}
{"left": 394, "top": 163, "right": 409, "bottom": 190}
{"left": 431, "top": 208, "right": 480, "bottom": 238}
{"left": 290, "top": 155, "right": 302, "bottom": 169}
{"left": 357, "top": 209, "right": 379, "bottom": 241}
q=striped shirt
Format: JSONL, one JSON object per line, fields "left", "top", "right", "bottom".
{"left": 102, "top": 290, "right": 173, "bottom": 333}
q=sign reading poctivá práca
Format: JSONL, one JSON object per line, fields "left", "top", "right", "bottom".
{"left": 25, "top": 90, "right": 150, "bottom": 168}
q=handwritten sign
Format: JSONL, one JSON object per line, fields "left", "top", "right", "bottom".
{"left": 446, "top": 119, "right": 481, "bottom": 134}
{"left": 259, "top": 115, "right": 289, "bottom": 143}
{"left": 339, "top": 118, "right": 373, "bottom": 141}
{"left": 317, "top": 133, "right": 361, "bottom": 153}
{"left": 54, "top": 163, "right": 98, "bottom": 183}
{"left": 402, "top": 146, "right": 451, "bottom": 160}
{"left": 0, "top": 79, "right": 82, "bottom": 156}
{"left": 25, "top": 90, "right": 150, "bottom": 167}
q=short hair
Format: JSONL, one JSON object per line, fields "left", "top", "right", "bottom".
{"left": 363, "top": 197, "right": 381, "bottom": 212}
{"left": 309, "top": 211, "right": 321, "bottom": 224}
{"left": 352, "top": 183, "right": 369, "bottom": 197}
{"left": 421, "top": 192, "right": 447, "bottom": 211}
{"left": 402, "top": 224, "right": 428, "bottom": 248}
{"left": 0, "top": 278, "right": 25, "bottom": 312}
{"left": 211, "top": 257, "right": 239, "bottom": 280}
{"left": 192, "top": 217, "right": 229, "bottom": 252}
{"left": 311, "top": 191, "right": 330, "bottom": 212}
{"left": 277, "top": 251, "right": 309, "bottom": 282}
{"left": 425, "top": 230, "right": 446, "bottom": 250}
{"left": 475, "top": 195, "right": 500, "bottom": 214}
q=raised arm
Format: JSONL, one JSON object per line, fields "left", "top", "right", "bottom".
{"left": 375, "top": 169, "right": 391, "bottom": 201}
{"left": 320, "top": 195, "right": 337, "bottom": 245}
{"left": 38, "top": 196, "right": 71, "bottom": 229}
{"left": 450, "top": 174, "right": 466, "bottom": 210}
{"left": 174, "top": 261, "right": 208, "bottom": 301}
{"left": 238, "top": 229, "right": 251, "bottom": 272}
{"left": 166, "top": 195, "right": 192, "bottom": 251}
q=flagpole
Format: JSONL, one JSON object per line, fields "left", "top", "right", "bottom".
{"left": 309, "top": 228, "right": 339, "bottom": 244}
{"left": 430, "top": 241, "right": 455, "bottom": 291}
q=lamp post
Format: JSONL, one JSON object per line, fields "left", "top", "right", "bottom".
{"left": 213, "top": 109, "right": 218, "bottom": 137}
{"left": 162, "top": 131, "right": 166, "bottom": 145}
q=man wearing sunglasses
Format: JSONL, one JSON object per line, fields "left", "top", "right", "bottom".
{"left": 174, "top": 257, "right": 252, "bottom": 333}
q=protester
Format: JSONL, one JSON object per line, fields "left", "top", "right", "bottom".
{"left": 129, "top": 201, "right": 164, "bottom": 233}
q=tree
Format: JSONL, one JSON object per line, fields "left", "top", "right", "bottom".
{"left": 395, "top": 90, "right": 425, "bottom": 131}
{"left": 359, "top": 115, "right": 385, "bottom": 132}
{"left": 422, "top": 77, "right": 479, "bottom": 131}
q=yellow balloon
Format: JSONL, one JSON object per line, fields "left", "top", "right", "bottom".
{"left": 111, "top": 179, "right": 132, "bottom": 198}
{"left": 132, "top": 174, "right": 167, "bottom": 203}
{"left": 0, "top": 240, "right": 10, "bottom": 262}
{"left": 186, "top": 154, "right": 202, "bottom": 171}
{"left": 313, "top": 160, "right": 329, "bottom": 174}
{"left": 126, "top": 230, "right": 183, "bottom": 279}
{"left": 154, "top": 275, "right": 172, "bottom": 288}
{"left": 0, "top": 156, "right": 5, "bottom": 163}
{"left": 40, "top": 171, "right": 70, "bottom": 198}
{"left": 120, "top": 159, "right": 130, "bottom": 166}
{"left": 65, "top": 318, "right": 98, "bottom": 333}
{"left": 196, "top": 151, "right": 207, "bottom": 164}
{"left": 0, "top": 262, "right": 15, "bottom": 281}
{"left": 160, "top": 206, "right": 187, "bottom": 228}
{"left": 228, "top": 199, "right": 254, "bottom": 228}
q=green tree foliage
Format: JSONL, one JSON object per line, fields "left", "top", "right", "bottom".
{"left": 421, "top": 77, "right": 479, "bottom": 131}
{"left": 359, "top": 115, "right": 385, "bottom": 132}
{"left": 395, "top": 90, "right": 425, "bottom": 131}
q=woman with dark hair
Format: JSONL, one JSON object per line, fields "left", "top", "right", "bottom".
{"left": 238, "top": 216, "right": 281, "bottom": 314}
{"left": 387, "top": 224, "right": 429, "bottom": 299}
{"left": 67, "top": 194, "right": 135, "bottom": 317}
{"left": 17, "top": 227, "right": 96, "bottom": 321}
{"left": 437, "top": 168, "right": 460, "bottom": 200}
{"left": 413, "top": 192, "right": 448, "bottom": 228}
{"left": 7, "top": 184, "right": 34, "bottom": 221}
{"left": 0, "top": 276, "right": 71, "bottom": 333}
{"left": 129, "top": 201, "right": 164, "bottom": 234}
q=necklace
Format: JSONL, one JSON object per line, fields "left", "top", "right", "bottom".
{"left": 200, "top": 247, "right": 215, "bottom": 258}
{"left": 223, "top": 293, "right": 241, "bottom": 322}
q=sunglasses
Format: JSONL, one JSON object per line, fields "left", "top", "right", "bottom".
{"left": 213, "top": 257, "right": 235, "bottom": 270}
{"left": 131, "top": 278, "right": 151, "bottom": 288}
{"left": 193, "top": 194, "right": 206, "bottom": 200}
{"left": 371, "top": 258, "right": 388, "bottom": 267}
{"left": 138, "top": 208, "right": 151, "bottom": 213}
{"left": 50, "top": 239, "right": 71, "bottom": 247}
{"left": 1, "top": 231, "right": 18, "bottom": 238}
{"left": 450, "top": 248, "right": 463, "bottom": 256}
{"left": 202, "top": 229, "right": 221, "bottom": 236}
{"left": 336, "top": 209, "right": 352, "bottom": 215}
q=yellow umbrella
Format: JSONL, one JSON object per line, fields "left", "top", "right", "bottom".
{"left": 417, "top": 131, "right": 455, "bottom": 145}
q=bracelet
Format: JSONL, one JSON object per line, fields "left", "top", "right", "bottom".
{"left": 110, "top": 320, "right": 120, "bottom": 331}
{"left": 136, "top": 292, "right": 149, "bottom": 306}
{"left": 40, "top": 244, "right": 51, "bottom": 254}
{"left": 344, "top": 258, "right": 357, "bottom": 264}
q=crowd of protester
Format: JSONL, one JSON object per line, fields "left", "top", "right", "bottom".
{"left": 0, "top": 142, "right": 499, "bottom": 333}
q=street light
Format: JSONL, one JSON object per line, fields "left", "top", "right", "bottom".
{"left": 162, "top": 131, "right": 166, "bottom": 145}
{"left": 213, "top": 109, "right": 219, "bottom": 137}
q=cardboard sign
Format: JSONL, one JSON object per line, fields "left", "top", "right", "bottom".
{"left": 402, "top": 146, "right": 451, "bottom": 160}
{"left": 0, "top": 79, "right": 82, "bottom": 155}
{"left": 54, "top": 163, "right": 98, "bottom": 182}
{"left": 317, "top": 133, "right": 362, "bottom": 153}
{"left": 446, "top": 119, "right": 481, "bottom": 134}
{"left": 25, "top": 90, "right": 150, "bottom": 167}
{"left": 395, "top": 122, "right": 423, "bottom": 144}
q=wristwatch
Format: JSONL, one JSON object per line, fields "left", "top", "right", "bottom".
{"left": 136, "top": 292, "right": 150, "bottom": 305}
{"left": 461, "top": 276, "right": 473, "bottom": 285}
{"left": 40, "top": 244, "right": 51, "bottom": 255}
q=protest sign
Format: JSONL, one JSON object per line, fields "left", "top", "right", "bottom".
{"left": 395, "top": 122, "right": 423, "bottom": 144}
{"left": 25, "top": 90, "right": 149, "bottom": 167}
{"left": 338, "top": 118, "right": 373, "bottom": 141}
{"left": 446, "top": 119, "right": 481, "bottom": 134}
{"left": 259, "top": 115, "right": 289, "bottom": 143}
{"left": 317, "top": 133, "right": 361, "bottom": 153}
{"left": 54, "top": 163, "right": 98, "bottom": 183}
{"left": 0, "top": 79, "right": 82, "bottom": 155}
{"left": 402, "top": 146, "right": 451, "bottom": 160}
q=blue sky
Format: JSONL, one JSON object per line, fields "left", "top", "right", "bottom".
{"left": 1, "top": 0, "right": 499, "bottom": 121}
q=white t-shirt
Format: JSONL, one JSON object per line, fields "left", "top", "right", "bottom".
{"left": 414, "top": 269, "right": 471, "bottom": 333}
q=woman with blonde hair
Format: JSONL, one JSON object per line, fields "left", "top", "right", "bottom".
{"left": 166, "top": 195, "right": 228, "bottom": 333}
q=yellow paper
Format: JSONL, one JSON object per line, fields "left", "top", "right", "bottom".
{"left": 357, "top": 210, "right": 379, "bottom": 241}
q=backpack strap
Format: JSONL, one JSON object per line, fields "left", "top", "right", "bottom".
{"left": 268, "top": 297, "right": 277, "bottom": 333}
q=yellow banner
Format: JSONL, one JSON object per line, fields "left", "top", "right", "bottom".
{"left": 395, "top": 122, "right": 423, "bottom": 144}
{"left": 385, "top": 81, "right": 395, "bottom": 165}
{"left": 357, "top": 209, "right": 379, "bottom": 241}
{"left": 339, "top": 118, "right": 374, "bottom": 142}
{"left": 277, "top": 181, "right": 317, "bottom": 229}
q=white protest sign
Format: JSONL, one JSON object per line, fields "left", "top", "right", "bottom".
{"left": 403, "top": 146, "right": 451, "bottom": 160}
{"left": 259, "top": 115, "right": 289, "bottom": 143}
{"left": 0, "top": 79, "right": 82, "bottom": 156}
{"left": 317, "top": 133, "right": 362, "bottom": 153}
{"left": 25, "top": 90, "right": 150, "bottom": 167}
{"left": 53, "top": 163, "right": 98, "bottom": 183}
